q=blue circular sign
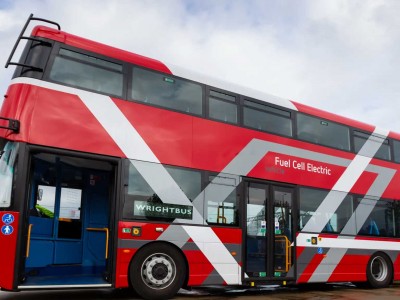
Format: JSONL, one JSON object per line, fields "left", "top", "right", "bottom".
{"left": 2, "top": 213, "right": 14, "bottom": 225}
{"left": 1, "top": 225, "right": 13, "bottom": 235}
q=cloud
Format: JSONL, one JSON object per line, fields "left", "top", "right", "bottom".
{"left": 0, "top": 0, "right": 400, "bottom": 132}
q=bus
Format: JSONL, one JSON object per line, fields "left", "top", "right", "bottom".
{"left": 1, "top": 14, "right": 400, "bottom": 300}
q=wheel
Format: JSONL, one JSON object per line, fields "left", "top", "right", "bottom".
{"left": 130, "top": 243, "right": 186, "bottom": 300}
{"left": 366, "top": 252, "right": 393, "bottom": 288}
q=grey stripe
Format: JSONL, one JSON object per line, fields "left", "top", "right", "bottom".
{"left": 297, "top": 247, "right": 318, "bottom": 278}
{"left": 118, "top": 239, "right": 150, "bottom": 249}
{"left": 309, "top": 247, "right": 348, "bottom": 282}
{"left": 201, "top": 269, "right": 225, "bottom": 285}
{"left": 157, "top": 224, "right": 191, "bottom": 248}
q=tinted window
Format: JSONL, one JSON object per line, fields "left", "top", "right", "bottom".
{"left": 0, "top": 142, "right": 19, "bottom": 208}
{"left": 124, "top": 160, "right": 201, "bottom": 221}
{"left": 209, "top": 90, "right": 237, "bottom": 124}
{"left": 394, "top": 140, "right": 400, "bottom": 163}
{"left": 243, "top": 100, "right": 292, "bottom": 136}
{"left": 299, "top": 188, "right": 355, "bottom": 234}
{"left": 297, "top": 114, "right": 350, "bottom": 150}
{"left": 354, "top": 131, "right": 391, "bottom": 160}
{"left": 206, "top": 174, "right": 239, "bottom": 226}
{"left": 357, "top": 197, "right": 395, "bottom": 237}
{"left": 49, "top": 48, "right": 123, "bottom": 97}
{"left": 131, "top": 67, "right": 203, "bottom": 115}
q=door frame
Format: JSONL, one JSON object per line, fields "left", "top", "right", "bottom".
{"left": 242, "top": 178, "right": 297, "bottom": 282}
{"left": 18, "top": 144, "right": 122, "bottom": 287}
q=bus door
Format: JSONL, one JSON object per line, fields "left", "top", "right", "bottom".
{"left": 21, "top": 153, "right": 115, "bottom": 287}
{"left": 244, "top": 181, "right": 295, "bottom": 281}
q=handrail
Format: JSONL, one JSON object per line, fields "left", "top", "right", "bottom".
{"left": 275, "top": 235, "right": 291, "bottom": 272}
{"left": 26, "top": 224, "right": 33, "bottom": 258}
{"left": 86, "top": 227, "right": 109, "bottom": 259}
{"left": 5, "top": 13, "right": 61, "bottom": 69}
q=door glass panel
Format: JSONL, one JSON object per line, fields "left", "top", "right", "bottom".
{"left": 58, "top": 187, "right": 82, "bottom": 239}
{"left": 59, "top": 188, "right": 82, "bottom": 220}
{"left": 35, "top": 185, "right": 56, "bottom": 218}
{"left": 246, "top": 183, "right": 268, "bottom": 277}
{"left": 273, "top": 189, "right": 293, "bottom": 277}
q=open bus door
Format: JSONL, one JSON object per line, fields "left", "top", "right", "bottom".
{"left": 244, "top": 181, "right": 295, "bottom": 282}
{"left": 20, "top": 152, "right": 117, "bottom": 288}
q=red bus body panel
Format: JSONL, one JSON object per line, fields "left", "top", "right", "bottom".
{"left": 0, "top": 212, "right": 19, "bottom": 290}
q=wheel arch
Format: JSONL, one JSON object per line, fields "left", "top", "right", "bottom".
{"left": 127, "top": 241, "right": 190, "bottom": 289}
{"left": 366, "top": 250, "right": 394, "bottom": 288}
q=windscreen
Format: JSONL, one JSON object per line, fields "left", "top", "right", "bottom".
{"left": 0, "top": 140, "right": 19, "bottom": 208}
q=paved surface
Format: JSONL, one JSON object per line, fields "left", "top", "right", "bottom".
{"left": 1, "top": 283, "right": 400, "bottom": 299}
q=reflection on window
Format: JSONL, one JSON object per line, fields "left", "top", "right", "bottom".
{"left": 297, "top": 114, "right": 350, "bottom": 150}
{"left": 124, "top": 160, "right": 201, "bottom": 221}
{"left": 49, "top": 48, "right": 123, "bottom": 97}
{"left": 36, "top": 185, "right": 56, "bottom": 218}
{"left": 246, "top": 186, "right": 267, "bottom": 236}
{"left": 0, "top": 142, "right": 18, "bottom": 208}
{"left": 394, "top": 140, "right": 400, "bottom": 163}
{"left": 206, "top": 175, "right": 239, "bottom": 226}
{"left": 209, "top": 90, "right": 238, "bottom": 124}
{"left": 59, "top": 188, "right": 82, "bottom": 220}
{"left": 243, "top": 100, "right": 292, "bottom": 137}
{"left": 274, "top": 190, "right": 292, "bottom": 238}
{"left": 132, "top": 67, "right": 203, "bottom": 115}
{"left": 299, "top": 187, "right": 355, "bottom": 234}
{"left": 354, "top": 131, "right": 391, "bottom": 161}
{"left": 357, "top": 197, "right": 396, "bottom": 237}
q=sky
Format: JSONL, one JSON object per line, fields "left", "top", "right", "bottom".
{"left": 1, "top": 0, "right": 400, "bottom": 132}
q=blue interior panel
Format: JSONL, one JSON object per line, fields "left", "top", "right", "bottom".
{"left": 25, "top": 240, "right": 54, "bottom": 268}
{"left": 54, "top": 241, "right": 83, "bottom": 264}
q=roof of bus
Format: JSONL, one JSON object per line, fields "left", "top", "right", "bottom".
{"left": 31, "top": 25, "right": 399, "bottom": 139}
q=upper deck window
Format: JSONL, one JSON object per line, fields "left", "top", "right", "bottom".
{"left": 394, "top": 140, "right": 400, "bottom": 163}
{"left": 49, "top": 48, "right": 123, "bottom": 97}
{"left": 131, "top": 67, "right": 203, "bottom": 116}
{"left": 353, "top": 131, "right": 391, "bottom": 160}
{"left": 297, "top": 114, "right": 350, "bottom": 151}
{"left": 208, "top": 90, "right": 238, "bottom": 124}
{"left": 243, "top": 100, "right": 292, "bottom": 137}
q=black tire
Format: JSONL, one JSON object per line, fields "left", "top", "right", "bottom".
{"left": 366, "top": 252, "right": 393, "bottom": 288}
{"left": 129, "top": 243, "right": 186, "bottom": 300}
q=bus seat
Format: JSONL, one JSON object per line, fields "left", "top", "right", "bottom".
{"left": 324, "top": 221, "right": 334, "bottom": 233}
{"left": 368, "top": 220, "right": 380, "bottom": 235}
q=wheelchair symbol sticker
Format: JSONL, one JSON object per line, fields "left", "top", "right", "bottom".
{"left": 1, "top": 225, "right": 13, "bottom": 235}
{"left": 2, "top": 214, "right": 14, "bottom": 225}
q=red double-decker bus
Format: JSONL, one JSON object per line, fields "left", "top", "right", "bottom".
{"left": 1, "top": 14, "right": 400, "bottom": 300}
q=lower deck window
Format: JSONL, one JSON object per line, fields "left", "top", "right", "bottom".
{"left": 299, "top": 187, "right": 355, "bottom": 234}
{"left": 124, "top": 160, "right": 201, "bottom": 222}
